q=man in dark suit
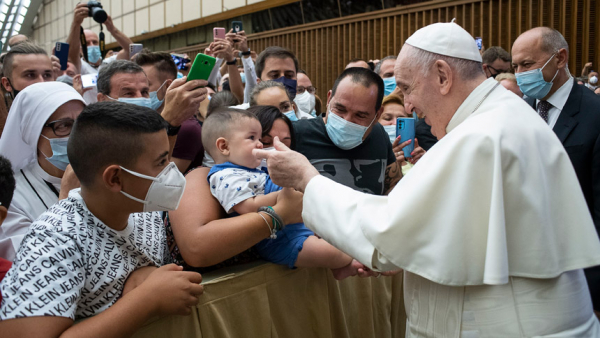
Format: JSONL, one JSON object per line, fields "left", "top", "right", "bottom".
{"left": 513, "top": 27, "right": 600, "bottom": 314}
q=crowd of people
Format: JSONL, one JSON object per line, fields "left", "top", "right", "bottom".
{"left": 0, "top": 2, "right": 598, "bottom": 337}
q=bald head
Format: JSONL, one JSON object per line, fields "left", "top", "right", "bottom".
{"left": 84, "top": 29, "right": 100, "bottom": 47}
{"left": 512, "top": 27, "right": 570, "bottom": 100}
{"left": 514, "top": 27, "right": 569, "bottom": 57}
{"left": 8, "top": 35, "right": 28, "bottom": 47}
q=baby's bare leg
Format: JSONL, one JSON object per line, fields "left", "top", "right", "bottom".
{"left": 295, "top": 235, "right": 352, "bottom": 269}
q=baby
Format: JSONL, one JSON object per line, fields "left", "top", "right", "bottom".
{"left": 202, "top": 108, "right": 357, "bottom": 279}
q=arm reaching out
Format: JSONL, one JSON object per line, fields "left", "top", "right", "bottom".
{"left": 232, "top": 191, "right": 280, "bottom": 215}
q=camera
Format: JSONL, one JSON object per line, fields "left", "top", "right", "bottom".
{"left": 87, "top": 1, "right": 107, "bottom": 24}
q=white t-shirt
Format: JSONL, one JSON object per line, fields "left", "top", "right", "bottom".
{"left": 0, "top": 189, "right": 170, "bottom": 320}
{"left": 209, "top": 167, "right": 268, "bottom": 213}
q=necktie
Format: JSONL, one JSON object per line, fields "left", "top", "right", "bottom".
{"left": 537, "top": 100, "right": 552, "bottom": 124}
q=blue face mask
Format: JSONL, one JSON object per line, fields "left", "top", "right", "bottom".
{"left": 325, "top": 110, "right": 377, "bottom": 150}
{"left": 515, "top": 53, "right": 559, "bottom": 99}
{"left": 108, "top": 81, "right": 166, "bottom": 111}
{"left": 383, "top": 77, "right": 397, "bottom": 96}
{"left": 177, "top": 72, "right": 184, "bottom": 79}
{"left": 41, "top": 135, "right": 70, "bottom": 171}
{"left": 272, "top": 76, "right": 297, "bottom": 99}
{"left": 240, "top": 73, "right": 246, "bottom": 84}
{"left": 284, "top": 110, "right": 298, "bottom": 122}
{"left": 87, "top": 46, "right": 102, "bottom": 64}
{"left": 383, "top": 124, "right": 397, "bottom": 144}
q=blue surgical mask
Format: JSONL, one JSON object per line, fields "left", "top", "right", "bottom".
{"left": 383, "top": 124, "right": 397, "bottom": 144}
{"left": 41, "top": 135, "right": 70, "bottom": 171}
{"left": 325, "top": 110, "right": 376, "bottom": 150}
{"left": 383, "top": 77, "right": 397, "bottom": 96}
{"left": 240, "top": 73, "right": 246, "bottom": 84}
{"left": 515, "top": 53, "right": 559, "bottom": 99}
{"left": 284, "top": 110, "right": 298, "bottom": 122}
{"left": 147, "top": 81, "right": 168, "bottom": 110}
{"left": 177, "top": 72, "right": 184, "bottom": 79}
{"left": 87, "top": 46, "right": 102, "bottom": 64}
{"left": 108, "top": 81, "right": 166, "bottom": 111}
{"left": 272, "top": 76, "right": 297, "bottom": 99}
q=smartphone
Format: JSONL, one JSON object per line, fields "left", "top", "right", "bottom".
{"left": 171, "top": 54, "right": 191, "bottom": 71}
{"left": 475, "top": 37, "right": 482, "bottom": 50}
{"left": 396, "top": 116, "right": 417, "bottom": 158}
{"left": 213, "top": 27, "right": 226, "bottom": 40}
{"left": 231, "top": 21, "right": 243, "bottom": 33}
{"left": 55, "top": 42, "right": 70, "bottom": 71}
{"left": 129, "top": 43, "right": 143, "bottom": 57}
{"left": 187, "top": 53, "right": 217, "bottom": 82}
{"left": 81, "top": 73, "right": 98, "bottom": 88}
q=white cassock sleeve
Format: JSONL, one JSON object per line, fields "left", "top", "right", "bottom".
{"left": 301, "top": 106, "right": 600, "bottom": 286}
{"left": 303, "top": 175, "right": 399, "bottom": 272}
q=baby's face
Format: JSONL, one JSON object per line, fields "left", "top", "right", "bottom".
{"left": 227, "top": 119, "right": 264, "bottom": 168}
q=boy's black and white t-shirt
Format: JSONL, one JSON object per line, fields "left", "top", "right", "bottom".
{"left": 0, "top": 189, "right": 170, "bottom": 320}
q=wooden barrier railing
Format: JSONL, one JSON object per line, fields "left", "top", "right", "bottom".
{"left": 171, "top": 0, "right": 599, "bottom": 99}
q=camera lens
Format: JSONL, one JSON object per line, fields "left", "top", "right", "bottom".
{"left": 91, "top": 7, "right": 107, "bottom": 23}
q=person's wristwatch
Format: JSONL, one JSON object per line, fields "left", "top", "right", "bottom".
{"left": 166, "top": 123, "right": 181, "bottom": 136}
{"left": 226, "top": 58, "right": 238, "bottom": 65}
{"left": 239, "top": 49, "right": 251, "bottom": 58}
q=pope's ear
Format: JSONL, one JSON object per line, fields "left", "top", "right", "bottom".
{"left": 435, "top": 60, "right": 453, "bottom": 96}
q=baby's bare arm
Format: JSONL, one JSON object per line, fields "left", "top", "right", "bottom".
{"left": 232, "top": 191, "right": 280, "bottom": 214}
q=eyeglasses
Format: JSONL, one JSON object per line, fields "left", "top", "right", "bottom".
{"left": 297, "top": 86, "right": 316, "bottom": 94}
{"left": 488, "top": 65, "right": 510, "bottom": 78}
{"left": 43, "top": 118, "right": 75, "bottom": 137}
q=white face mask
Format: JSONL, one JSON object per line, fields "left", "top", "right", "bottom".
{"left": 257, "top": 147, "right": 276, "bottom": 171}
{"left": 294, "top": 91, "right": 315, "bottom": 115}
{"left": 383, "top": 125, "right": 397, "bottom": 144}
{"left": 120, "top": 162, "right": 186, "bottom": 212}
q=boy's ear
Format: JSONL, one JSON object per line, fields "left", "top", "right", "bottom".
{"left": 0, "top": 206, "right": 7, "bottom": 225}
{"left": 102, "top": 165, "right": 125, "bottom": 193}
{"left": 216, "top": 137, "right": 230, "bottom": 156}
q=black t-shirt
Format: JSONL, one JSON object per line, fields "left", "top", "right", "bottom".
{"left": 294, "top": 118, "right": 396, "bottom": 195}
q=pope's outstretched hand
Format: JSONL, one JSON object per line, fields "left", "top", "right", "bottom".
{"left": 253, "top": 137, "right": 319, "bottom": 192}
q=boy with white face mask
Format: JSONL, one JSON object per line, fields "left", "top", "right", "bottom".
{"left": 0, "top": 102, "right": 204, "bottom": 337}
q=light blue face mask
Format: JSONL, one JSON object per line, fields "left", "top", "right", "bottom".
{"left": 41, "top": 135, "right": 70, "bottom": 171}
{"left": 240, "top": 73, "right": 246, "bottom": 84}
{"left": 383, "top": 77, "right": 397, "bottom": 96}
{"left": 515, "top": 53, "right": 559, "bottom": 99}
{"left": 87, "top": 46, "right": 102, "bottom": 64}
{"left": 383, "top": 124, "right": 397, "bottom": 144}
{"left": 325, "top": 110, "right": 377, "bottom": 150}
{"left": 108, "top": 81, "right": 167, "bottom": 111}
{"left": 284, "top": 110, "right": 298, "bottom": 122}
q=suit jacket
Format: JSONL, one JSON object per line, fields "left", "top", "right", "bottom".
{"left": 526, "top": 83, "right": 600, "bottom": 309}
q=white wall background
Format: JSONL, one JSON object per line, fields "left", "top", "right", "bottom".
{"left": 32, "top": 0, "right": 265, "bottom": 52}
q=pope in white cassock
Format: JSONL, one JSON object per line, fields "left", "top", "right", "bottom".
{"left": 255, "top": 22, "right": 600, "bottom": 337}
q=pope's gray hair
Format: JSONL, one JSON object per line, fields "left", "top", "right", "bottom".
{"left": 402, "top": 45, "right": 485, "bottom": 81}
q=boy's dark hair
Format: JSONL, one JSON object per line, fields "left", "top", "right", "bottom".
{"left": 331, "top": 67, "right": 384, "bottom": 112}
{"left": 207, "top": 91, "right": 240, "bottom": 117}
{"left": 68, "top": 101, "right": 168, "bottom": 186}
{"left": 0, "top": 156, "right": 16, "bottom": 209}
{"left": 246, "top": 105, "right": 296, "bottom": 150}
{"left": 133, "top": 50, "right": 178, "bottom": 80}
{"left": 2, "top": 41, "right": 47, "bottom": 80}
{"left": 201, "top": 108, "right": 258, "bottom": 157}
{"left": 97, "top": 60, "right": 145, "bottom": 95}
{"left": 255, "top": 46, "right": 299, "bottom": 79}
